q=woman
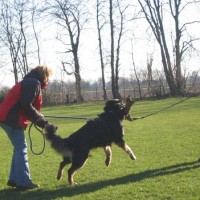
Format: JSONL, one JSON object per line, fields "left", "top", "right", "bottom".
{"left": 0, "top": 66, "right": 52, "bottom": 190}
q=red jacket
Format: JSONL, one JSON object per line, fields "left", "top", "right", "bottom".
{"left": 0, "top": 77, "right": 42, "bottom": 130}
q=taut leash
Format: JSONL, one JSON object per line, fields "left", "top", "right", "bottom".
{"left": 132, "top": 96, "right": 194, "bottom": 120}
{"left": 44, "top": 115, "right": 93, "bottom": 120}
{"left": 45, "top": 96, "right": 195, "bottom": 121}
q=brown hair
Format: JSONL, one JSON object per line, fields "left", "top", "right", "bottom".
{"left": 28, "top": 66, "right": 53, "bottom": 83}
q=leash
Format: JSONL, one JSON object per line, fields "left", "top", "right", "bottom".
{"left": 132, "top": 95, "right": 194, "bottom": 120}
{"left": 44, "top": 115, "right": 93, "bottom": 120}
{"left": 28, "top": 122, "right": 46, "bottom": 155}
{"left": 45, "top": 96, "right": 195, "bottom": 121}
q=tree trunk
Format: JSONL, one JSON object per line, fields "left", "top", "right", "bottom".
{"left": 147, "top": 55, "right": 153, "bottom": 96}
{"left": 96, "top": 0, "right": 107, "bottom": 100}
{"left": 173, "top": 1, "right": 184, "bottom": 95}
{"left": 74, "top": 51, "right": 83, "bottom": 103}
{"left": 109, "top": 0, "right": 118, "bottom": 99}
{"left": 132, "top": 52, "right": 142, "bottom": 99}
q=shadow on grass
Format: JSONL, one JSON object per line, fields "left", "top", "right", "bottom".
{"left": 1, "top": 160, "right": 200, "bottom": 200}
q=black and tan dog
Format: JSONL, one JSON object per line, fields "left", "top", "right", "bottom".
{"left": 44, "top": 96, "right": 136, "bottom": 185}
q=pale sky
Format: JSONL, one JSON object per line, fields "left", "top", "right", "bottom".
{"left": 0, "top": 0, "right": 200, "bottom": 88}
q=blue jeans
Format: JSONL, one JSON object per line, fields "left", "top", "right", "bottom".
{"left": 0, "top": 123, "right": 32, "bottom": 186}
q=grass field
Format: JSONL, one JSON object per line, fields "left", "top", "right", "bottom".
{"left": 0, "top": 97, "right": 200, "bottom": 200}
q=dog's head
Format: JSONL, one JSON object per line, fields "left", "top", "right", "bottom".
{"left": 104, "top": 99, "right": 123, "bottom": 113}
{"left": 45, "top": 123, "right": 58, "bottom": 134}
{"left": 104, "top": 96, "right": 134, "bottom": 121}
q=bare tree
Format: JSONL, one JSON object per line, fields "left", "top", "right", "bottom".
{"left": 154, "top": 69, "right": 167, "bottom": 96}
{"left": 0, "top": 1, "right": 22, "bottom": 83}
{"left": 109, "top": 0, "right": 116, "bottom": 98}
{"left": 109, "top": 0, "right": 129, "bottom": 99}
{"left": 45, "top": 0, "right": 89, "bottom": 103}
{"left": 115, "top": 0, "right": 129, "bottom": 99}
{"left": 147, "top": 54, "right": 153, "bottom": 96}
{"left": 96, "top": 0, "right": 107, "bottom": 100}
{"left": 138, "top": 0, "right": 200, "bottom": 96}
{"left": 31, "top": 1, "right": 41, "bottom": 65}
{"left": 0, "top": 0, "right": 41, "bottom": 83}
{"left": 131, "top": 52, "right": 142, "bottom": 99}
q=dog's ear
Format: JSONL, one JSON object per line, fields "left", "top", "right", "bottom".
{"left": 124, "top": 96, "right": 135, "bottom": 121}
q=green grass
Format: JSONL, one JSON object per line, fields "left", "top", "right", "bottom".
{"left": 0, "top": 97, "right": 200, "bottom": 200}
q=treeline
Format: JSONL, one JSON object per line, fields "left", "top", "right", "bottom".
{"left": 0, "top": 69, "right": 199, "bottom": 105}
{"left": 43, "top": 70, "right": 199, "bottom": 105}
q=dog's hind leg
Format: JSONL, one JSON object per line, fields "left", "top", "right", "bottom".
{"left": 68, "top": 153, "right": 88, "bottom": 185}
{"left": 57, "top": 157, "right": 71, "bottom": 181}
{"left": 116, "top": 140, "right": 136, "bottom": 160}
{"left": 104, "top": 146, "right": 112, "bottom": 167}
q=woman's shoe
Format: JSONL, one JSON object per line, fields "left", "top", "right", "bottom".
{"left": 16, "top": 183, "right": 39, "bottom": 190}
{"left": 7, "top": 180, "right": 17, "bottom": 187}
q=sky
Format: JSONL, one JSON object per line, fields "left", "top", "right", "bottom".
{"left": 0, "top": 0, "right": 200, "bottom": 88}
